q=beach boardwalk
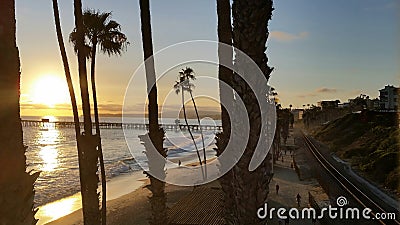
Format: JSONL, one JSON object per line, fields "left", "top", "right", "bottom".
{"left": 168, "top": 186, "right": 225, "bottom": 225}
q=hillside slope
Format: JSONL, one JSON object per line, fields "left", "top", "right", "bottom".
{"left": 313, "top": 111, "right": 399, "bottom": 193}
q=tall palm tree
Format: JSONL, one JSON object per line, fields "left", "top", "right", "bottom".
{"left": 215, "top": 0, "right": 235, "bottom": 223}
{"left": 52, "top": 0, "right": 80, "bottom": 161}
{"left": 216, "top": 0, "right": 233, "bottom": 134}
{"left": 178, "top": 67, "right": 206, "bottom": 165}
{"left": 173, "top": 69, "right": 203, "bottom": 166}
{"left": 0, "top": 1, "right": 39, "bottom": 224}
{"left": 73, "top": 0, "right": 101, "bottom": 224}
{"left": 139, "top": 0, "right": 168, "bottom": 224}
{"left": 231, "top": 0, "right": 274, "bottom": 224}
{"left": 70, "top": 10, "right": 128, "bottom": 224}
{"left": 51, "top": 1, "right": 104, "bottom": 225}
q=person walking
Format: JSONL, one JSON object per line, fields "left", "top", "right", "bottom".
{"left": 296, "top": 193, "right": 301, "bottom": 207}
{"left": 276, "top": 183, "right": 280, "bottom": 195}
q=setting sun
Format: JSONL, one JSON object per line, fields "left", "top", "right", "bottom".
{"left": 31, "top": 75, "right": 70, "bottom": 108}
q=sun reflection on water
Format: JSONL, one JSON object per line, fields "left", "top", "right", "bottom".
{"left": 39, "top": 146, "right": 58, "bottom": 172}
{"left": 37, "top": 127, "right": 60, "bottom": 172}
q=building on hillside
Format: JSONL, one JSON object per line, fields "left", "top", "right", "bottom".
{"left": 317, "top": 100, "right": 340, "bottom": 110}
{"left": 379, "top": 85, "right": 399, "bottom": 110}
{"left": 348, "top": 94, "right": 379, "bottom": 111}
{"left": 366, "top": 98, "right": 380, "bottom": 110}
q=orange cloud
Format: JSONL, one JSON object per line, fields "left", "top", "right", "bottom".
{"left": 270, "top": 31, "right": 309, "bottom": 42}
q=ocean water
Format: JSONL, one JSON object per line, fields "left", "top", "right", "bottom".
{"left": 23, "top": 116, "right": 220, "bottom": 206}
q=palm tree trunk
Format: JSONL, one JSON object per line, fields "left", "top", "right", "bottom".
{"left": 53, "top": 2, "right": 103, "bottom": 224}
{"left": 217, "top": 0, "right": 233, "bottom": 136}
{"left": 231, "top": 0, "right": 274, "bottom": 224}
{"left": 189, "top": 91, "right": 206, "bottom": 165}
{"left": 182, "top": 89, "right": 202, "bottom": 166}
{"left": 0, "top": 1, "right": 39, "bottom": 224}
{"left": 52, "top": 0, "right": 80, "bottom": 147}
{"left": 89, "top": 40, "right": 107, "bottom": 225}
{"left": 215, "top": 0, "right": 235, "bottom": 223}
{"left": 73, "top": 1, "right": 101, "bottom": 224}
{"left": 139, "top": 0, "right": 168, "bottom": 224}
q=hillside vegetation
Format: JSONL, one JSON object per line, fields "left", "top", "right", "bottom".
{"left": 313, "top": 111, "right": 399, "bottom": 193}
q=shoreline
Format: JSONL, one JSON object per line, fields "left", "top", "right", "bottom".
{"left": 37, "top": 156, "right": 215, "bottom": 225}
{"left": 36, "top": 171, "right": 147, "bottom": 225}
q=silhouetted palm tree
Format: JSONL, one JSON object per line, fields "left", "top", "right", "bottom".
{"left": 139, "top": 0, "right": 168, "bottom": 224}
{"left": 70, "top": 10, "right": 128, "bottom": 223}
{"left": 52, "top": 0, "right": 80, "bottom": 160}
{"left": 52, "top": 1, "right": 105, "bottom": 224}
{"left": 215, "top": 0, "right": 235, "bottom": 223}
{"left": 73, "top": 0, "right": 101, "bottom": 224}
{"left": 216, "top": 0, "right": 233, "bottom": 133}
{"left": 269, "top": 88, "right": 281, "bottom": 163}
{"left": 231, "top": 0, "right": 274, "bottom": 223}
{"left": 179, "top": 68, "right": 207, "bottom": 164}
{"left": 174, "top": 69, "right": 203, "bottom": 166}
{"left": 0, "top": 1, "right": 39, "bottom": 224}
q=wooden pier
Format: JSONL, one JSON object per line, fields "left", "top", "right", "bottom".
{"left": 21, "top": 120, "right": 223, "bottom": 131}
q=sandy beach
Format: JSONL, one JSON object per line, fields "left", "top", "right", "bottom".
{"left": 42, "top": 159, "right": 216, "bottom": 225}
{"left": 40, "top": 130, "right": 330, "bottom": 225}
{"left": 37, "top": 171, "right": 148, "bottom": 225}
{"left": 47, "top": 178, "right": 195, "bottom": 225}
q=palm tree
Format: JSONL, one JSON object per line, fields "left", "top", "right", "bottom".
{"left": 52, "top": 0, "right": 80, "bottom": 159}
{"left": 179, "top": 68, "right": 207, "bottom": 165}
{"left": 0, "top": 1, "right": 39, "bottom": 224}
{"left": 139, "top": 0, "right": 168, "bottom": 224}
{"left": 231, "top": 0, "right": 274, "bottom": 224}
{"left": 51, "top": 1, "right": 104, "bottom": 224}
{"left": 216, "top": 0, "right": 234, "bottom": 134}
{"left": 173, "top": 69, "right": 203, "bottom": 166}
{"left": 215, "top": 0, "right": 235, "bottom": 223}
{"left": 70, "top": 10, "right": 128, "bottom": 224}
{"left": 73, "top": 0, "right": 101, "bottom": 224}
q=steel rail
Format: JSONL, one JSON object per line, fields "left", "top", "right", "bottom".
{"left": 302, "top": 132, "right": 399, "bottom": 225}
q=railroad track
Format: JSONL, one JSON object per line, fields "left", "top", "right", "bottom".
{"left": 302, "top": 132, "right": 400, "bottom": 225}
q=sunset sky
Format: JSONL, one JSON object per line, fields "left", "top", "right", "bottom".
{"left": 16, "top": 0, "right": 399, "bottom": 117}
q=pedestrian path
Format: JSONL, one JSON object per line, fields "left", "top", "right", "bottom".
{"left": 267, "top": 132, "right": 327, "bottom": 225}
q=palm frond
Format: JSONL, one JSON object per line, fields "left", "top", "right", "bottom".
{"left": 99, "top": 33, "right": 127, "bottom": 56}
{"left": 69, "top": 29, "right": 92, "bottom": 58}
{"left": 173, "top": 81, "right": 181, "bottom": 94}
{"left": 104, "top": 20, "right": 121, "bottom": 31}
{"left": 181, "top": 67, "right": 196, "bottom": 80}
{"left": 70, "top": 9, "right": 128, "bottom": 59}
{"left": 174, "top": 67, "right": 198, "bottom": 94}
